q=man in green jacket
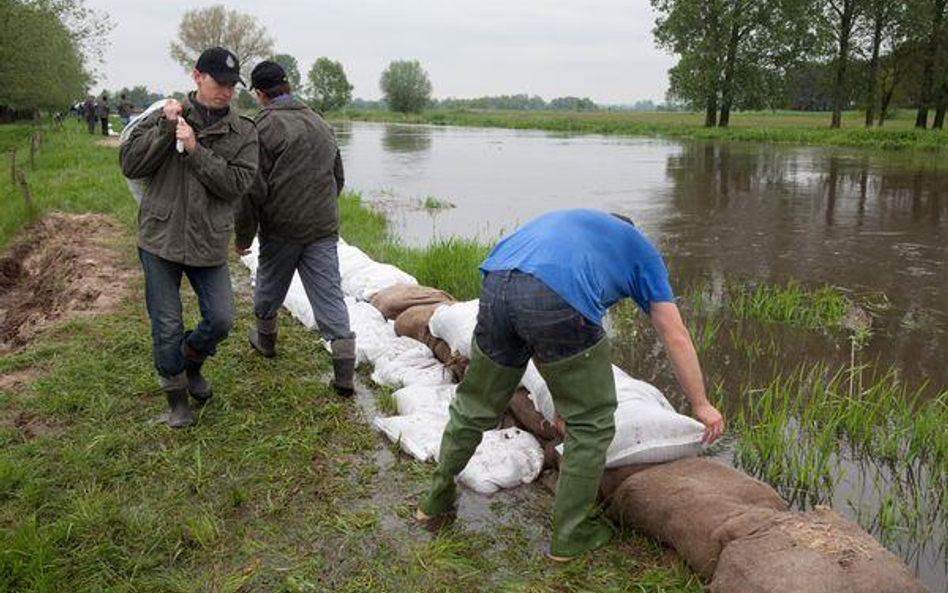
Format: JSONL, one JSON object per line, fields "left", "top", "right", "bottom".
{"left": 234, "top": 60, "right": 355, "bottom": 396}
{"left": 120, "top": 47, "right": 258, "bottom": 428}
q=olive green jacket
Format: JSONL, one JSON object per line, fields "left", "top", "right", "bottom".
{"left": 234, "top": 97, "right": 344, "bottom": 248}
{"left": 120, "top": 98, "right": 258, "bottom": 266}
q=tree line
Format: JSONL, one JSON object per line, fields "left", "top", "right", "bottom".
{"left": 0, "top": 0, "right": 107, "bottom": 121}
{"left": 652, "top": 0, "right": 948, "bottom": 128}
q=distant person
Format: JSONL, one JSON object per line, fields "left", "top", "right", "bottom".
{"left": 118, "top": 93, "right": 133, "bottom": 127}
{"left": 96, "top": 93, "right": 110, "bottom": 135}
{"left": 83, "top": 95, "right": 96, "bottom": 134}
{"left": 415, "top": 209, "right": 725, "bottom": 561}
{"left": 234, "top": 60, "right": 355, "bottom": 396}
{"left": 120, "top": 47, "right": 258, "bottom": 428}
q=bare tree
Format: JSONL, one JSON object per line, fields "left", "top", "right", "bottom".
{"left": 169, "top": 5, "right": 274, "bottom": 76}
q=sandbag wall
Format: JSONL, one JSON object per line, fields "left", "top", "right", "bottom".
{"left": 239, "top": 240, "right": 928, "bottom": 593}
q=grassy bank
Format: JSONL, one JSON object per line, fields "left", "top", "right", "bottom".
{"left": 0, "top": 122, "right": 703, "bottom": 592}
{"left": 332, "top": 109, "right": 948, "bottom": 152}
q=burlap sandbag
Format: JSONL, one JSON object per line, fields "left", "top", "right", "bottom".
{"left": 710, "top": 507, "right": 926, "bottom": 593}
{"left": 606, "top": 457, "right": 788, "bottom": 578}
{"left": 394, "top": 303, "right": 443, "bottom": 342}
{"left": 370, "top": 284, "right": 454, "bottom": 320}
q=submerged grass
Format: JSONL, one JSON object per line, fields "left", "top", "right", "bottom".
{"left": 333, "top": 109, "right": 948, "bottom": 153}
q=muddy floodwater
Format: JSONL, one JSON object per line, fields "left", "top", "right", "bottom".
{"left": 334, "top": 121, "right": 947, "bottom": 590}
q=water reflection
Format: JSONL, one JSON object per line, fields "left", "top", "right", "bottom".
{"left": 381, "top": 124, "right": 432, "bottom": 153}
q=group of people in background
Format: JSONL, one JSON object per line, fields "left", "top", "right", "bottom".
{"left": 78, "top": 93, "right": 134, "bottom": 135}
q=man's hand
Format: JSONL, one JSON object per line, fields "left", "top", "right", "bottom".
{"left": 162, "top": 99, "right": 182, "bottom": 122}
{"left": 234, "top": 244, "right": 251, "bottom": 256}
{"left": 176, "top": 119, "right": 197, "bottom": 153}
{"left": 693, "top": 402, "right": 724, "bottom": 444}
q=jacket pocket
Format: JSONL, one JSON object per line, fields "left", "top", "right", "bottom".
{"left": 208, "top": 199, "right": 234, "bottom": 233}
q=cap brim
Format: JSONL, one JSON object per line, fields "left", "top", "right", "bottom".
{"left": 210, "top": 72, "right": 245, "bottom": 86}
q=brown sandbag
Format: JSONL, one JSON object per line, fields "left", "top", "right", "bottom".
{"left": 710, "top": 507, "right": 926, "bottom": 593}
{"left": 394, "top": 303, "right": 443, "bottom": 342}
{"left": 371, "top": 284, "right": 454, "bottom": 320}
{"left": 508, "top": 388, "right": 561, "bottom": 443}
{"left": 606, "top": 457, "right": 788, "bottom": 578}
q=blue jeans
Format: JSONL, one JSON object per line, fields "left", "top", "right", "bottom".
{"left": 139, "top": 248, "right": 234, "bottom": 385}
{"left": 474, "top": 270, "right": 604, "bottom": 366}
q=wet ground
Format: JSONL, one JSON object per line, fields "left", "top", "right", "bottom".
{"left": 334, "top": 121, "right": 947, "bottom": 591}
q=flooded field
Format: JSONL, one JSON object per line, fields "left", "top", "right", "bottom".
{"left": 335, "top": 121, "right": 947, "bottom": 590}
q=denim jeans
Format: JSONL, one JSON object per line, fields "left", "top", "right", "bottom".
{"left": 139, "top": 248, "right": 234, "bottom": 386}
{"left": 474, "top": 270, "right": 605, "bottom": 367}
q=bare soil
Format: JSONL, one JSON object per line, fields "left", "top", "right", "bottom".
{"left": 0, "top": 212, "right": 135, "bottom": 351}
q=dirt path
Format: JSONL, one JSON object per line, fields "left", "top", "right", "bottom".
{"left": 0, "top": 212, "right": 135, "bottom": 352}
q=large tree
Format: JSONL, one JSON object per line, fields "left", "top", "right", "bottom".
{"left": 379, "top": 60, "right": 432, "bottom": 114}
{"left": 821, "top": 0, "right": 865, "bottom": 128}
{"left": 911, "top": 0, "right": 947, "bottom": 128}
{"left": 169, "top": 5, "right": 273, "bottom": 77}
{"left": 306, "top": 57, "right": 353, "bottom": 113}
{"left": 860, "top": 0, "right": 907, "bottom": 127}
{"left": 0, "top": 0, "right": 92, "bottom": 116}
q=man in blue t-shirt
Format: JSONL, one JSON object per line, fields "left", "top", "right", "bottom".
{"left": 417, "top": 209, "right": 724, "bottom": 561}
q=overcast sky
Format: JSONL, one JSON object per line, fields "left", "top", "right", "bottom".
{"left": 87, "top": 0, "right": 674, "bottom": 105}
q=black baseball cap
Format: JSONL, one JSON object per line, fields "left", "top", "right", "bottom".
{"left": 250, "top": 60, "right": 289, "bottom": 91}
{"left": 195, "top": 47, "right": 244, "bottom": 86}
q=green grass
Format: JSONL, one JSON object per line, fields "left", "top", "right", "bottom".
{"left": 331, "top": 108, "right": 948, "bottom": 153}
{"left": 339, "top": 193, "right": 490, "bottom": 300}
{"left": 0, "top": 121, "right": 702, "bottom": 592}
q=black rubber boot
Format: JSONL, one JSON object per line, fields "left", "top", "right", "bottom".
{"left": 182, "top": 341, "right": 213, "bottom": 404}
{"left": 164, "top": 387, "right": 194, "bottom": 428}
{"left": 248, "top": 315, "right": 277, "bottom": 358}
{"left": 330, "top": 337, "right": 356, "bottom": 397}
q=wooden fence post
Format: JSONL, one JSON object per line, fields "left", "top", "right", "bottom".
{"left": 9, "top": 149, "right": 15, "bottom": 185}
{"left": 15, "top": 169, "right": 33, "bottom": 218}
{"left": 29, "top": 132, "right": 37, "bottom": 170}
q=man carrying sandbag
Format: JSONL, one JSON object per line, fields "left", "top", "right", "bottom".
{"left": 120, "top": 47, "right": 259, "bottom": 428}
{"left": 416, "top": 209, "right": 725, "bottom": 561}
{"left": 234, "top": 60, "right": 355, "bottom": 397}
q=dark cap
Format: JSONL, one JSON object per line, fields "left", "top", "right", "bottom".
{"left": 195, "top": 47, "right": 244, "bottom": 86}
{"left": 250, "top": 60, "right": 289, "bottom": 91}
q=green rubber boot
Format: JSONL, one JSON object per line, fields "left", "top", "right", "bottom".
{"left": 419, "top": 340, "right": 526, "bottom": 518}
{"left": 537, "top": 337, "right": 618, "bottom": 559}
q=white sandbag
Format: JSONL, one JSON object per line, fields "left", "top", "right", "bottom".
{"left": 428, "top": 300, "right": 479, "bottom": 358}
{"left": 372, "top": 411, "right": 448, "bottom": 462}
{"left": 337, "top": 240, "right": 376, "bottom": 278}
{"left": 520, "top": 361, "right": 554, "bottom": 422}
{"left": 458, "top": 428, "right": 545, "bottom": 494}
{"left": 394, "top": 384, "right": 458, "bottom": 416}
{"left": 120, "top": 99, "right": 170, "bottom": 204}
{"left": 371, "top": 337, "right": 453, "bottom": 387}
{"left": 346, "top": 300, "right": 394, "bottom": 364}
{"left": 527, "top": 363, "right": 705, "bottom": 467}
{"left": 342, "top": 261, "right": 418, "bottom": 301}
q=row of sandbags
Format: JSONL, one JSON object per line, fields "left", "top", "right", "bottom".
{"left": 601, "top": 458, "right": 926, "bottom": 593}
{"left": 369, "top": 284, "right": 928, "bottom": 593}
{"left": 239, "top": 242, "right": 926, "bottom": 593}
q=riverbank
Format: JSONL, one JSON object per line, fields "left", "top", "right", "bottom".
{"left": 331, "top": 109, "right": 948, "bottom": 153}
{"left": 0, "top": 122, "right": 703, "bottom": 592}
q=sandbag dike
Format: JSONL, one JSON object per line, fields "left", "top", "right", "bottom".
{"left": 0, "top": 213, "right": 133, "bottom": 351}
{"left": 238, "top": 241, "right": 927, "bottom": 592}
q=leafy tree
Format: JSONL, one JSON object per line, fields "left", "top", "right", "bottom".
{"left": 235, "top": 88, "right": 257, "bottom": 110}
{"left": 268, "top": 53, "right": 301, "bottom": 88}
{"left": 379, "top": 60, "right": 432, "bottom": 113}
{"left": 0, "top": 0, "right": 91, "bottom": 116}
{"left": 306, "top": 57, "right": 353, "bottom": 113}
{"left": 909, "top": 0, "right": 947, "bottom": 127}
{"left": 169, "top": 5, "right": 274, "bottom": 77}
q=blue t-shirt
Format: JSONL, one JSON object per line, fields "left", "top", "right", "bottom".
{"left": 480, "top": 209, "right": 675, "bottom": 325}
